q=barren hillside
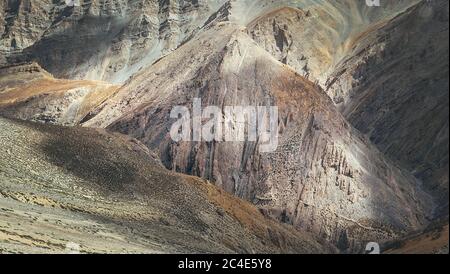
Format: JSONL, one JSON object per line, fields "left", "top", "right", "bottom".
{"left": 0, "top": 0, "right": 447, "bottom": 254}
{"left": 0, "top": 117, "right": 328, "bottom": 253}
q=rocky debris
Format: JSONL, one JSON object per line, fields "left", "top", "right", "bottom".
{"left": 0, "top": 62, "right": 46, "bottom": 75}
{"left": 325, "top": 0, "right": 449, "bottom": 213}
{"left": 245, "top": 0, "right": 421, "bottom": 86}
{"left": 0, "top": 0, "right": 447, "bottom": 254}
{"left": 0, "top": 117, "right": 328, "bottom": 254}
{"left": 83, "top": 23, "right": 433, "bottom": 252}
{"left": 1, "top": 0, "right": 227, "bottom": 83}
{"left": 383, "top": 217, "right": 449, "bottom": 254}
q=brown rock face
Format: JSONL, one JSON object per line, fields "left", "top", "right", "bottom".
{"left": 246, "top": 0, "right": 421, "bottom": 85}
{"left": 242, "top": 0, "right": 449, "bottom": 216}
{"left": 83, "top": 24, "right": 433, "bottom": 252}
{"left": 1, "top": 0, "right": 227, "bottom": 83}
{"left": 0, "top": 0, "right": 447, "bottom": 254}
{"left": 325, "top": 0, "right": 449, "bottom": 213}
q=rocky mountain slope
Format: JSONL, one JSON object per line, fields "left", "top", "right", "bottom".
{"left": 325, "top": 0, "right": 449, "bottom": 214}
{"left": 239, "top": 0, "right": 449, "bottom": 204}
{"left": 244, "top": 0, "right": 421, "bottom": 84}
{"left": 0, "top": 0, "right": 419, "bottom": 84}
{"left": 383, "top": 217, "right": 449, "bottom": 254}
{"left": 0, "top": 117, "right": 329, "bottom": 253}
{"left": 82, "top": 23, "right": 432, "bottom": 252}
{"left": 0, "top": 0, "right": 228, "bottom": 83}
{"left": 0, "top": 62, "right": 119, "bottom": 125}
{"left": 0, "top": 0, "right": 447, "bottom": 254}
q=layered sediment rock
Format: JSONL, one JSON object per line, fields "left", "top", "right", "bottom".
{"left": 1, "top": 0, "right": 227, "bottom": 83}
{"left": 325, "top": 0, "right": 449, "bottom": 213}
{"left": 84, "top": 24, "right": 433, "bottom": 252}
{"left": 0, "top": 0, "right": 447, "bottom": 254}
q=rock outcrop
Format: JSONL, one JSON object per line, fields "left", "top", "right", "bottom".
{"left": 0, "top": 62, "right": 119, "bottom": 126}
{"left": 84, "top": 23, "right": 433, "bottom": 252}
{"left": 325, "top": 0, "right": 449, "bottom": 214}
{"left": 0, "top": 0, "right": 447, "bottom": 254}
{"left": 0, "top": 117, "right": 328, "bottom": 253}
{"left": 1, "top": 0, "right": 227, "bottom": 83}
{"left": 244, "top": 0, "right": 421, "bottom": 85}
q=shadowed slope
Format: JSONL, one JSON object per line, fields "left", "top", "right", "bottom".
{"left": 325, "top": 0, "right": 449, "bottom": 213}
{"left": 383, "top": 218, "right": 449, "bottom": 254}
{"left": 0, "top": 0, "right": 228, "bottom": 83}
{"left": 0, "top": 117, "right": 328, "bottom": 253}
{"left": 84, "top": 23, "right": 433, "bottom": 252}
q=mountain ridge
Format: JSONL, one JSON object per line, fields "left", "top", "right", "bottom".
{"left": 0, "top": 0, "right": 447, "bottom": 254}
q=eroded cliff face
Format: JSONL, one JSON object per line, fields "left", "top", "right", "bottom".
{"left": 325, "top": 0, "right": 449, "bottom": 214}
{"left": 0, "top": 0, "right": 227, "bottom": 83}
{"left": 243, "top": 0, "right": 421, "bottom": 85}
{"left": 235, "top": 0, "right": 449, "bottom": 216}
{"left": 0, "top": 0, "right": 421, "bottom": 84}
{"left": 83, "top": 24, "right": 433, "bottom": 252}
{"left": 0, "top": 0, "right": 447, "bottom": 253}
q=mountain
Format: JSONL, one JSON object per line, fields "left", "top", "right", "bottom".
{"left": 0, "top": 0, "right": 447, "bottom": 254}
{"left": 0, "top": 0, "right": 420, "bottom": 84}
{"left": 0, "top": 0, "right": 227, "bottom": 83}
{"left": 325, "top": 0, "right": 449, "bottom": 214}
{"left": 239, "top": 0, "right": 449, "bottom": 206}
{"left": 245, "top": 0, "right": 421, "bottom": 83}
{"left": 0, "top": 116, "right": 329, "bottom": 253}
{"left": 0, "top": 62, "right": 119, "bottom": 125}
{"left": 83, "top": 22, "right": 432, "bottom": 252}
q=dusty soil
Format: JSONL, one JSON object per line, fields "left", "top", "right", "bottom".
{"left": 0, "top": 117, "right": 329, "bottom": 254}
